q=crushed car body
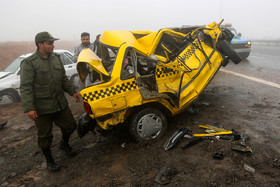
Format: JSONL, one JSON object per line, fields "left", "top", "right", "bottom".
{"left": 77, "top": 20, "right": 241, "bottom": 142}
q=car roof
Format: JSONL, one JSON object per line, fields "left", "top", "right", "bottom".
{"left": 99, "top": 29, "right": 185, "bottom": 55}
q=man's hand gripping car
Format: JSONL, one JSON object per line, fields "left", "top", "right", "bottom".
{"left": 76, "top": 20, "right": 241, "bottom": 142}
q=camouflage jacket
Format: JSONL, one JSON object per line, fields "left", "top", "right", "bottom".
{"left": 20, "top": 50, "right": 76, "bottom": 115}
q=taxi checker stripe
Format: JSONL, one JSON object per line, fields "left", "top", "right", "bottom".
{"left": 156, "top": 42, "right": 198, "bottom": 79}
{"left": 156, "top": 65, "right": 179, "bottom": 78}
{"left": 180, "top": 49, "right": 216, "bottom": 93}
{"left": 82, "top": 81, "right": 138, "bottom": 102}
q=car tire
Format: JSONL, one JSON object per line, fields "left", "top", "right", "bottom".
{"left": 217, "top": 40, "right": 242, "bottom": 64}
{"left": 129, "top": 107, "right": 167, "bottom": 142}
{"left": 239, "top": 52, "right": 250, "bottom": 60}
{"left": 0, "top": 91, "right": 19, "bottom": 105}
{"left": 70, "top": 73, "right": 80, "bottom": 89}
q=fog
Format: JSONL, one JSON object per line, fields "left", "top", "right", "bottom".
{"left": 0, "top": 0, "right": 279, "bottom": 42}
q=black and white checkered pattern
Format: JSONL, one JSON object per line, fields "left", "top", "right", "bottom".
{"left": 156, "top": 43, "right": 198, "bottom": 78}
{"left": 156, "top": 65, "right": 179, "bottom": 78}
{"left": 82, "top": 81, "right": 138, "bottom": 102}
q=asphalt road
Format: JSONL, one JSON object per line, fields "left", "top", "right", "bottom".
{"left": 218, "top": 44, "right": 280, "bottom": 152}
{"left": 249, "top": 44, "right": 280, "bottom": 71}
{"left": 222, "top": 44, "right": 280, "bottom": 86}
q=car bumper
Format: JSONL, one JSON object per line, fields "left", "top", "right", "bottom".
{"left": 77, "top": 113, "right": 96, "bottom": 138}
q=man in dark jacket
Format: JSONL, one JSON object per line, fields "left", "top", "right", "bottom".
{"left": 20, "top": 31, "right": 80, "bottom": 172}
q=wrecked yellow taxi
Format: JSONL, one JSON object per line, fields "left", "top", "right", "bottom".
{"left": 77, "top": 20, "right": 241, "bottom": 142}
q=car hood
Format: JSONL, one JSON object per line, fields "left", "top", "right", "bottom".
{"left": 77, "top": 48, "right": 109, "bottom": 83}
{"left": 0, "top": 72, "right": 11, "bottom": 80}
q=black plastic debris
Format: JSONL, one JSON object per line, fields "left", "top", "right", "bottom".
{"left": 181, "top": 137, "right": 204, "bottom": 150}
{"left": 163, "top": 127, "right": 190, "bottom": 151}
{"left": 0, "top": 120, "right": 8, "bottom": 130}
{"left": 213, "top": 152, "right": 224, "bottom": 160}
{"left": 187, "top": 101, "right": 211, "bottom": 114}
{"left": 154, "top": 166, "right": 178, "bottom": 185}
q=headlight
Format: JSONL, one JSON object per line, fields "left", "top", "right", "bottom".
{"left": 245, "top": 41, "right": 251, "bottom": 47}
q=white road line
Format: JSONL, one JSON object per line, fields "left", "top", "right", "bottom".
{"left": 220, "top": 69, "right": 280, "bottom": 89}
{"left": 248, "top": 55, "right": 264, "bottom": 59}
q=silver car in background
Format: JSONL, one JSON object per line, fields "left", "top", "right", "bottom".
{"left": 0, "top": 49, "right": 79, "bottom": 104}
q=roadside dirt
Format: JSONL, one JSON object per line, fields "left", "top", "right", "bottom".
{"left": 0, "top": 42, "right": 280, "bottom": 186}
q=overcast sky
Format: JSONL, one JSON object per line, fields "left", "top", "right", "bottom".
{"left": 0, "top": 0, "right": 279, "bottom": 42}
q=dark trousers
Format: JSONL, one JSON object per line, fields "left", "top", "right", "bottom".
{"left": 34, "top": 107, "right": 77, "bottom": 149}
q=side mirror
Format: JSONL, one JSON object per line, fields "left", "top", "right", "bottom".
{"left": 238, "top": 33, "right": 241, "bottom": 37}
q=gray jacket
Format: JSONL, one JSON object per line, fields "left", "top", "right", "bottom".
{"left": 73, "top": 43, "right": 94, "bottom": 63}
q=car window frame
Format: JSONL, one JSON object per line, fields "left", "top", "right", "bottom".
{"left": 120, "top": 47, "right": 136, "bottom": 80}
{"left": 59, "top": 52, "right": 74, "bottom": 65}
{"left": 63, "top": 52, "right": 75, "bottom": 63}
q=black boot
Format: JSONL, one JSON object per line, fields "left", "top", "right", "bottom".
{"left": 59, "top": 134, "right": 76, "bottom": 156}
{"left": 42, "top": 148, "right": 60, "bottom": 172}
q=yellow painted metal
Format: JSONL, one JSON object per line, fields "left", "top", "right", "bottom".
{"left": 199, "top": 125, "right": 231, "bottom": 132}
{"left": 77, "top": 48, "right": 109, "bottom": 83}
{"left": 78, "top": 20, "right": 226, "bottom": 130}
{"left": 100, "top": 30, "right": 146, "bottom": 52}
{"left": 193, "top": 131, "right": 233, "bottom": 137}
{"left": 130, "top": 30, "right": 153, "bottom": 35}
{"left": 204, "top": 20, "right": 223, "bottom": 47}
{"left": 193, "top": 124, "right": 233, "bottom": 137}
{"left": 100, "top": 28, "right": 186, "bottom": 56}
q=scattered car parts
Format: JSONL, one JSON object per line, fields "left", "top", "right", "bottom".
{"left": 163, "top": 127, "right": 190, "bottom": 151}
{"left": 0, "top": 120, "right": 8, "bottom": 130}
{"left": 154, "top": 165, "right": 178, "bottom": 185}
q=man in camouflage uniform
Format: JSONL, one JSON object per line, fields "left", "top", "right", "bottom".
{"left": 20, "top": 32, "right": 80, "bottom": 172}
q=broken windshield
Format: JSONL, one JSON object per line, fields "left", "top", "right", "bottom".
{"left": 154, "top": 33, "right": 186, "bottom": 62}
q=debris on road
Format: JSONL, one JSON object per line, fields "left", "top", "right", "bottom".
{"left": 163, "top": 127, "right": 190, "bottom": 151}
{"left": 154, "top": 166, "right": 178, "bottom": 185}
{"left": 187, "top": 101, "right": 211, "bottom": 115}
{"left": 0, "top": 120, "right": 8, "bottom": 130}
{"left": 192, "top": 125, "right": 233, "bottom": 137}
{"left": 231, "top": 129, "right": 253, "bottom": 153}
{"left": 213, "top": 152, "right": 224, "bottom": 160}
{"left": 166, "top": 123, "right": 253, "bottom": 155}
{"left": 244, "top": 163, "right": 255, "bottom": 173}
{"left": 121, "top": 143, "right": 126, "bottom": 148}
{"left": 231, "top": 139, "right": 253, "bottom": 153}
{"left": 181, "top": 137, "right": 204, "bottom": 150}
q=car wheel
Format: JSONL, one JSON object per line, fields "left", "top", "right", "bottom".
{"left": 129, "top": 107, "right": 167, "bottom": 142}
{"left": 70, "top": 73, "right": 80, "bottom": 89}
{"left": 0, "top": 91, "right": 18, "bottom": 105}
{"left": 217, "top": 40, "right": 242, "bottom": 64}
{"left": 239, "top": 52, "right": 250, "bottom": 60}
